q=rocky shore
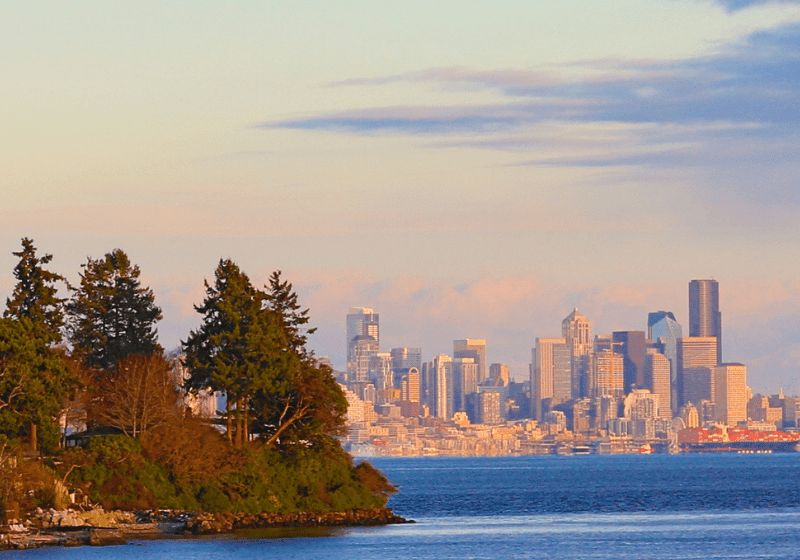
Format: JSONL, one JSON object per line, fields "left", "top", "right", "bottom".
{"left": 0, "top": 507, "right": 412, "bottom": 550}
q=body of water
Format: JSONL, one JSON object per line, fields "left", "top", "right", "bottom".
{"left": 13, "top": 453, "right": 800, "bottom": 559}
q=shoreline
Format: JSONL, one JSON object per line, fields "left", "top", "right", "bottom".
{"left": 1, "top": 507, "right": 412, "bottom": 550}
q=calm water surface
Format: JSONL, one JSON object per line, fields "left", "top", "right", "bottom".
{"left": 13, "top": 453, "right": 800, "bottom": 559}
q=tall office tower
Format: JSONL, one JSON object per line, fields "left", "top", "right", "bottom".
{"left": 432, "top": 354, "right": 454, "bottom": 420}
{"left": 593, "top": 348, "right": 624, "bottom": 397}
{"left": 714, "top": 363, "right": 747, "bottom": 426}
{"left": 689, "top": 280, "right": 722, "bottom": 364}
{"left": 489, "top": 363, "right": 510, "bottom": 386}
{"left": 643, "top": 352, "right": 672, "bottom": 419}
{"left": 454, "top": 339, "right": 487, "bottom": 383}
{"left": 562, "top": 309, "right": 593, "bottom": 398}
{"left": 401, "top": 367, "right": 420, "bottom": 403}
{"left": 346, "top": 307, "right": 379, "bottom": 379}
{"left": 680, "top": 336, "right": 718, "bottom": 407}
{"left": 350, "top": 335, "right": 379, "bottom": 383}
{"left": 390, "top": 347, "right": 422, "bottom": 372}
{"left": 452, "top": 357, "right": 478, "bottom": 412}
{"left": 612, "top": 331, "right": 646, "bottom": 393}
{"left": 420, "top": 361, "right": 435, "bottom": 413}
{"left": 530, "top": 338, "right": 571, "bottom": 422}
{"left": 648, "top": 311, "right": 683, "bottom": 415}
{"left": 368, "top": 352, "right": 393, "bottom": 390}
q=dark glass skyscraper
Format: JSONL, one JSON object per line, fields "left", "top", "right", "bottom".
{"left": 689, "top": 279, "right": 721, "bottom": 364}
{"left": 648, "top": 311, "right": 683, "bottom": 415}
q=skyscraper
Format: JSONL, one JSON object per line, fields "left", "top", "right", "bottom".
{"left": 530, "top": 338, "right": 571, "bottom": 422}
{"left": 648, "top": 311, "right": 683, "bottom": 415}
{"left": 714, "top": 363, "right": 747, "bottom": 426}
{"left": 346, "top": 307, "right": 379, "bottom": 380}
{"left": 689, "top": 280, "right": 722, "bottom": 364}
{"left": 612, "top": 331, "right": 646, "bottom": 392}
{"left": 433, "top": 354, "right": 454, "bottom": 420}
{"left": 680, "top": 336, "right": 718, "bottom": 407}
{"left": 643, "top": 351, "right": 672, "bottom": 419}
{"left": 454, "top": 339, "right": 487, "bottom": 383}
{"left": 562, "top": 309, "right": 592, "bottom": 397}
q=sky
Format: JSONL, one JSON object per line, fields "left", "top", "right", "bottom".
{"left": 2, "top": 0, "right": 800, "bottom": 392}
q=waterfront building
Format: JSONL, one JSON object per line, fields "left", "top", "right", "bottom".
{"left": 530, "top": 338, "right": 571, "bottom": 422}
{"left": 648, "top": 311, "right": 683, "bottom": 415}
{"left": 562, "top": 309, "right": 593, "bottom": 398}
{"left": 680, "top": 336, "right": 718, "bottom": 407}
{"left": 714, "top": 363, "right": 747, "bottom": 426}
{"left": 689, "top": 280, "right": 722, "bottom": 364}
{"left": 454, "top": 339, "right": 487, "bottom": 383}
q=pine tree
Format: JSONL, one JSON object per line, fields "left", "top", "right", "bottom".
{"left": 265, "top": 270, "right": 316, "bottom": 355}
{"left": 0, "top": 317, "right": 79, "bottom": 452}
{"left": 4, "top": 238, "right": 67, "bottom": 344}
{"left": 65, "top": 249, "right": 163, "bottom": 371}
{"left": 183, "top": 262, "right": 346, "bottom": 447}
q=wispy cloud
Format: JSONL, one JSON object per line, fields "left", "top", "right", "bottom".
{"left": 711, "top": 0, "right": 800, "bottom": 13}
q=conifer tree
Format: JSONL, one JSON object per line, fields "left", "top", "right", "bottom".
{"left": 66, "top": 249, "right": 163, "bottom": 371}
{"left": 0, "top": 317, "right": 79, "bottom": 452}
{"left": 183, "top": 262, "right": 346, "bottom": 447}
{"left": 265, "top": 270, "right": 316, "bottom": 355}
{"left": 4, "top": 238, "right": 67, "bottom": 344}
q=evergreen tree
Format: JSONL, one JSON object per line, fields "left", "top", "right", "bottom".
{"left": 183, "top": 262, "right": 346, "bottom": 448}
{"left": 66, "top": 249, "right": 163, "bottom": 371}
{"left": 265, "top": 270, "right": 316, "bottom": 355}
{"left": 0, "top": 317, "right": 79, "bottom": 452}
{"left": 4, "top": 238, "right": 67, "bottom": 344}
{"left": 182, "top": 259, "right": 272, "bottom": 444}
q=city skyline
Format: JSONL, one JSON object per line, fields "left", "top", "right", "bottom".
{"left": 3, "top": 2, "right": 800, "bottom": 396}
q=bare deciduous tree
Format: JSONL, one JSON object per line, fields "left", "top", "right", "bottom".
{"left": 95, "top": 353, "right": 181, "bottom": 437}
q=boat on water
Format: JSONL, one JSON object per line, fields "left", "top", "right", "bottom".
{"left": 639, "top": 443, "right": 653, "bottom": 454}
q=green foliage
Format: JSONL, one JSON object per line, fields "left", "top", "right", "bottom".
{"left": 61, "top": 435, "right": 394, "bottom": 514}
{"left": 4, "top": 238, "right": 67, "bottom": 345}
{"left": 0, "top": 318, "right": 79, "bottom": 453}
{"left": 183, "top": 261, "right": 347, "bottom": 448}
{"left": 66, "top": 249, "right": 163, "bottom": 371}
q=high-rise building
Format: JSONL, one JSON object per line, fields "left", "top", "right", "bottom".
{"left": 432, "top": 354, "right": 454, "bottom": 420}
{"left": 689, "top": 280, "right": 722, "bottom": 364}
{"left": 530, "top": 338, "right": 571, "bottom": 422}
{"left": 452, "top": 357, "right": 478, "bottom": 413}
{"left": 612, "top": 331, "right": 646, "bottom": 393}
{"left": 680, "top": 336, "right": 718, "bottom": 407}
{"left": 489, "top": 363, "right": 510, "bottom": 386}
{"left": 648, "top": 311, "right": 683, "bottom": 415}
{"left": 593, "top": 348, "right": 624, "bottom": 397}
{"left": 643, "top": 352, "right": 672, "bottom": 419}
{"left": 562, "top": 309, "right": 593, "bottom": 397}
{"left": 714, "top": 363, "right": 747, "bottom": 426}
{"left": 350, "top": 335, "right": 379, "bottom": 383}
{"left": 368, "top": 352, "right": 393, "bottom": 390}
{"left": 346, "top": 307, "right": 379, "bottom": 379}
{"left": 390, "top": 347, "right": 422, "bottom": 372}
{"left": 454, "top": 339, "right": 487, "bottom": 383}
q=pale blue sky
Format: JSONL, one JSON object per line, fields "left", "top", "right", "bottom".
{"left": 2, "top": 1, "right": 800, "bottom": 391}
